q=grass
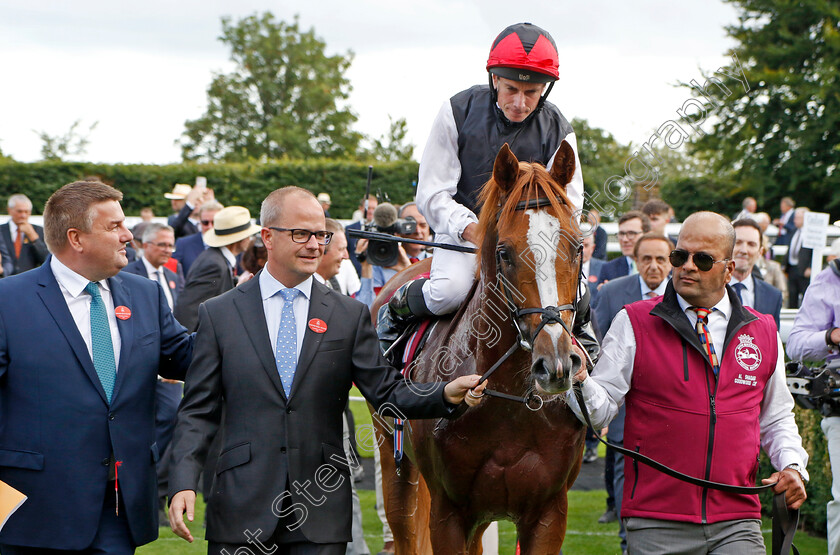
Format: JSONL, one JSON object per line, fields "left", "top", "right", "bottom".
{"left": 139, "top": 394, "right": 828, "bottom": 554}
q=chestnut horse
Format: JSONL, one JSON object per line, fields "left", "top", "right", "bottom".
{"left": 370, "top": 142, "right": 586, "bottom": 554}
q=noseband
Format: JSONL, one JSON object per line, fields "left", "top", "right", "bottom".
{"left": 478, "top": 195, "right": 584, "bottom": 410}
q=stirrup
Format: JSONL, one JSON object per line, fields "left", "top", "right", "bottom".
{"left": 376, "top": 279, "right": 432, "bottom": 360}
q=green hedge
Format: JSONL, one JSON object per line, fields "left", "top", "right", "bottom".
{"left": 759, "top": 405, "right": 831, "bottom": 537}
{"left": 0, "top": 159, "right": 421, "bottom": 219}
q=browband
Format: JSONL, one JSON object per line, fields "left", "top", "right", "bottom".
{"left": 513, "top": 196, "right": 565, "bottom": 211}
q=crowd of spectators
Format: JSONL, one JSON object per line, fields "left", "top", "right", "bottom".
{"left": 0, "top": 185, "right": 836, "bottom": 555}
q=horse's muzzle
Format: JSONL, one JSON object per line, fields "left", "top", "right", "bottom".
{"left": 531, "top": 352, "right": 579, "bottom": 394}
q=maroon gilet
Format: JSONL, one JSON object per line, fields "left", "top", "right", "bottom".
{"left": 622, "top": 297, "right": 778, "bottom": 523}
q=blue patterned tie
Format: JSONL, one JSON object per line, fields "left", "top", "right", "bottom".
{"left": 85, "top": 282, "right": 117, "bottom": 403}
{"left": 275, "top": 288, "right": 301, "bottom": 395}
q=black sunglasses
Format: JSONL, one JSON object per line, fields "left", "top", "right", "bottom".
{"left": 669, "top": 249, "right": 730, "bottom": 272}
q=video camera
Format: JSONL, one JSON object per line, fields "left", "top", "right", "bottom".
{"left": 358, "top": 202, "right": 417, "bottom": 267}
{"left": 786, "top": 358, "right": 840, "bottom": 417}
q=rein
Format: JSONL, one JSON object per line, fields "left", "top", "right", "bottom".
{"left": 571, "top": 373, "right": 799, "bottom": 555}
{"left": 473, "top": 195, "right": 799, "bottom": 555}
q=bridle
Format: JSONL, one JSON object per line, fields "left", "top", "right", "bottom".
{"left": 477, "top": 194, "right": 585, "bottom": 410}
{"left": 469, "top": 196, "right": 799, "bottom": 554}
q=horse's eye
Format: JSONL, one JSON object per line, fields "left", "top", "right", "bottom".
{"left": 497, "top": 247, "right": 513, "bottom": 265}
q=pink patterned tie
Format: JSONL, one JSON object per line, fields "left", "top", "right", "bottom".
{"left": 689, "top": 307, "right": 719, "bottom": 374}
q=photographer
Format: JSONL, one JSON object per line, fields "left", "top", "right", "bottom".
{"left": 353, "top": 202, "right": 424, "bottom": 308}
{"left": 787, "top": 253, "right": 840, "bottom": 555}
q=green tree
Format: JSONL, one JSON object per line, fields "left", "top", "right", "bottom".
{"left": 686, "top": 0, "right": 840, "bottom": 218}
{"left": 180, "top": 13, "right": 363, "bottom": 162}
{"left": 572, "top": 118, "right": 633, "bottom": 218}
{"left": 365, "top": 116, "right": 415, "bottom": 162}
{"left": 34, "top": 120, "right": 98, "bottom": 161}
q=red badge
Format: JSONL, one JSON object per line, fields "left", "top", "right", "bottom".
{"left": 115, "top": 306, "right": 132, "bottom": 320}
{"left": 588, "top": 275, "right": 598, "bottom": 283}
{"left": 169, "top": 280, "right": 176, "bottom": 290}
{"left": 308, "top": 318, "right": 327, "bottom": 333}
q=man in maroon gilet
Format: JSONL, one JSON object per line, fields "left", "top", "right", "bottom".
{"left": 567, "top": 212, "right": 808, "bottom": 555}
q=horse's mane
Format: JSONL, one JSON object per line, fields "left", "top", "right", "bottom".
{"left": 475, "top": 161, "right": 574, "bottom": 261}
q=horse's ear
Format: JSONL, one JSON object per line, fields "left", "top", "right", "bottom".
{"left": 549, "top": 140, "right": 576, "bottom": 189}
{"left": 493, "top": 143, "right": 519, "bottom": 193}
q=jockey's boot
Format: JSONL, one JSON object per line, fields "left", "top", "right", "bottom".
{"left": 376, "top": 278, "right": 434, "bottom": 358}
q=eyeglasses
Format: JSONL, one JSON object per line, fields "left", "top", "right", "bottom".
{"left": 148, "top": 242, "right": 176, "bottom": 251}
{"left": 200, "top": 220, "right": 213, "bottom": 226}
{"left": 669, "top": 249, "right": 730, "bottom": 272}
{"left": 266, "top": 227, "right": 333, "bottom": 245}
{"left": 617, "top": 230, "right": 642, "bottom": 239}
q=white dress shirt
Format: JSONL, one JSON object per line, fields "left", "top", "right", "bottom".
{"left": 8, "top": 220, "right": 19, "bottom": 242}
{"left": 640, "top": 276, "right": 669, "bottom": 298}
{"left": 141, "top": 256, "right": 174, "bottom": 310}
{"left": 260, "top": 270, "right": 313, "bottom": 360}
{"left": 50, "top": 256, "right": 122, "bottom": 371}
{"left": 567, "top": 289, "right": 809, "bottom": 476}
{"left": 219, "top": 246, "right": 237, "bottom": 270}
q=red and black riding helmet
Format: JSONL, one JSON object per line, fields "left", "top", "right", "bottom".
{"left": 486, "top": 22, "right": 559, "bottom": 84}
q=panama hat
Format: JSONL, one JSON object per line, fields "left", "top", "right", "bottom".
{"left": 164, "top": 183, "right": 192, "bottom": 200}
{"left": 203, "top": 206, "right": 262, "bottom": 248}
{"left": 317, "top": 193, "right": 331, "bottom": 203}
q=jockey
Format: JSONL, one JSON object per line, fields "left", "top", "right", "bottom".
{"left": 380, "top": 22, "right": 589, "bottom": 345}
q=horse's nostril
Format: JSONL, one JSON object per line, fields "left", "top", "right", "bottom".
{"left": 569, "top": 353, "right": 581, "bottom": 371}
{"left": 532, "top": 359, "right": 549, "bottom": 380}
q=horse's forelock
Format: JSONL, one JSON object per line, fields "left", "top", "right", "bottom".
{"left": 476, "top": 162, "right": 574, "bottom": 258}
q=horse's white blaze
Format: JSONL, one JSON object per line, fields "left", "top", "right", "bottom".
{"left": 526, "top": 210, "right": 566, "bottom": 349}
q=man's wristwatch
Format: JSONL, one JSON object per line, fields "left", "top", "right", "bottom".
{"left": 784, "top": 463, "right": 809, "bottom": 483}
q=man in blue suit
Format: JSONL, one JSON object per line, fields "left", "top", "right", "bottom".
{"left": 589, "top": 209, "right": 608, "bottom": 261}
{"left": 730, "top": 218, "right": 783, "bottom": 328}
{"left": 123, "top": 222, "right": 184, "bottom": 308}
{"left": 773, "top": 197, "right": 797, "bottom": 246}
{"left": 173, "top": 200, "right": 223, "bottom": 276}
{"left": 592, "top": 232, "right": 674, "bottom": 554}
{"left": 596, "top": 211, "right": 651, "bottom": 287}
{"left": 582, "top": 234, "right": 605, "bottom": 302}
{"left": 0, "top": 180, "right": 193, "bottom": 553}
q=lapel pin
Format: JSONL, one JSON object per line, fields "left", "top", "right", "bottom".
{"left": 115, "top": 306, "right": 131, "bottom": 320}
{"left": 168, "top": 280, "right": 176, "bottom": 290}
{"left": 308, "top": 318, "right": 327, "bottom": 333}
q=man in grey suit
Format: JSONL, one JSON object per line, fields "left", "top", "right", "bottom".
{"left": 730, "top": 219, "right": 783, "bottom": 329}
{"left": 0, "top": 194, "right": 49, "bottom": 275}
{"left": 592, "top": 232, "right": 674, "bottom": 554}
{"left": 594, "top": 233, "right": 674, "bottom": 339}
{"left": 173, "top": 206, "right": 258, "bottom": 331}
{"left": 168, "top": 187, "right": 484, "bottom": 554}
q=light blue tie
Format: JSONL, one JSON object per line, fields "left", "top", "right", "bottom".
{"left": 85, "top": 282, "right": 117, "bottom": 403}
{"left": 275, "top": 288, "right": 301, "bottom": 395}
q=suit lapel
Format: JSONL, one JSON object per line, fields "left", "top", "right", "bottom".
{"left": 289, "top": 281, "right": 336, "bottom": 402}
{"left": 109, "top": 273, "right": 135, "bottom": 402}
{"left": 35, "top": 262, "right": 109, "bottom": 404}
{"left": 0, "top": 225, "right": 13, "bottom": 260}
{"left": 233, "top": 274, "right": 287, "bottom": 400}
{"left": 164, "top": 267, "right": 179, "bottom": 304}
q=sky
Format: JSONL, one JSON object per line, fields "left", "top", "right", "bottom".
{"left": 0, "top": 0, "right": 741, "bottom": 165}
